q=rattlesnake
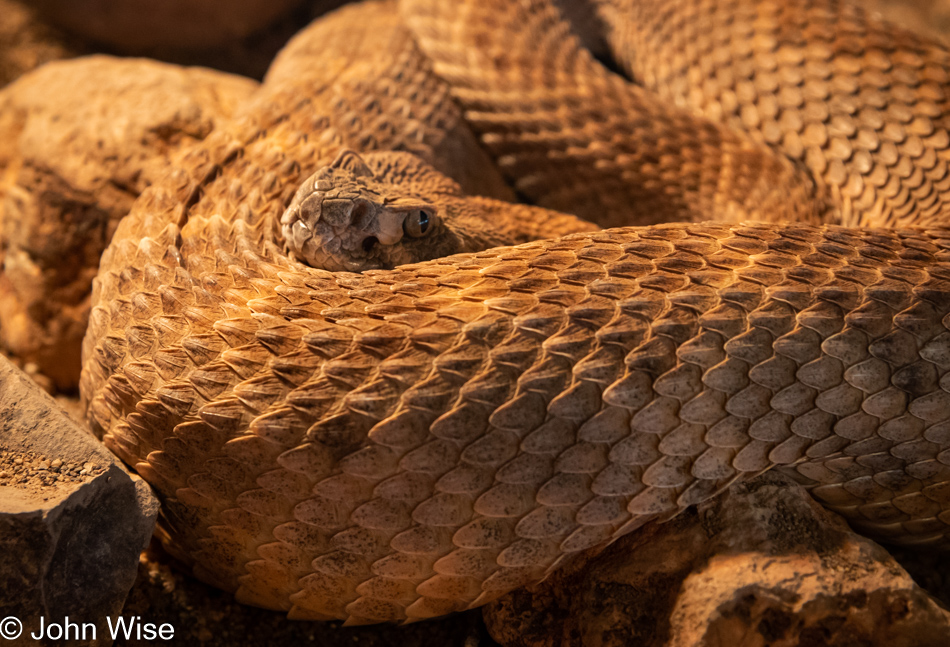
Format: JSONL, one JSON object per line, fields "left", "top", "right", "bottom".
{"left": 79, "top": 0, "right": 950, "bottom": 624}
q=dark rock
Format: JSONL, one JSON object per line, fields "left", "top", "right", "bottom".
{"left": 0, "top": 0, "right": 76, "bottom": 89}
{"left": 0, "top": 354, "right": 159, "bottom": 646}
{"left": 30, "top": 0, "right": 307, "bottom": 52}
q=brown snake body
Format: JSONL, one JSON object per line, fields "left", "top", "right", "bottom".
{"left": 79, "top": 0, "right": 950, "bottom": 624}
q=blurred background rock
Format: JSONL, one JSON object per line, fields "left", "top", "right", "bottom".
{"left": 3, "top": 0, "right": 949, "bottom": 89}
{"left": 0, "top": 0, "right": 351, "bottom": 84}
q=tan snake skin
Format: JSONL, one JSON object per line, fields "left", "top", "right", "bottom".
{"left": 80, "top": 0, "right": 950, "bottom": 624}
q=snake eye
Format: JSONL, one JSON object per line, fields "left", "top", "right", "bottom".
{"left": 403, "top": 209, "right": 434, "bottom": 238}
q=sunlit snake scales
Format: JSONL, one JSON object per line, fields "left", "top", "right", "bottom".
{"left": 80, "top": 0, "right": 950, "bottom": 624}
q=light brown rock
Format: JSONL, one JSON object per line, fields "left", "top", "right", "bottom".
{"left": 0, "top": 55, "right": 257, "bottom": 390}
{"left": 484, "top": 472, "right": 950, "bottom": 647}
{"left": 0, "top": 354, "right": 159, "bottom": 647}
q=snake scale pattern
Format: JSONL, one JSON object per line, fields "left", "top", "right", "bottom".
{"left": 79, "top": 0, "right": 950, "bottom": 624}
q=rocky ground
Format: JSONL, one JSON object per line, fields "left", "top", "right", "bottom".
{"left": 3, "top": 1, "right": 950, "bottom": 646}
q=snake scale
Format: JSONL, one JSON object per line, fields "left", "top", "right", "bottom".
{"left": 78, "top": 0, "right": 950, "bottom": 624}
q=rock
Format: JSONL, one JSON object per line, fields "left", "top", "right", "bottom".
{"left": 0, "top": 0, "right": 352, "bottom": 84}
{"left": 484, "top": 472, "right": 950, "bottom": 647}
{"left": 30, "top": 0, "right": 307, "bottom": 52}
{"left": 0, "top": 354, "right": 159, "bottom": 647}
{"left": 0, "top": 56, "right": 257, "bottom": 390}
{"left": 0, "top": 0, "right": 77, "bottom": 89}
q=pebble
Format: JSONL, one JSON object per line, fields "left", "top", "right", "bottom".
{"left": 0, "top": 450, "right": 102, "bottom": 491}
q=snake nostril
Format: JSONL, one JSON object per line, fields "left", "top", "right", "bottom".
{"left": 362, "top": 236, "right": 378, "bottom": 253}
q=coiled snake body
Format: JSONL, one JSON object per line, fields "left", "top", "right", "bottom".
{"left": 80, "top": 0, "right": 950, "bottom": 624}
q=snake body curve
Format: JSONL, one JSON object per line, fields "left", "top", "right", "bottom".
{"left": 80, "top": 0, "right": 950, "bottom": 624}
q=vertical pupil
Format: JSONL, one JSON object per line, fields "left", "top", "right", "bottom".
{"left": 418, "top": 211, "right": 429, "bottom": 233}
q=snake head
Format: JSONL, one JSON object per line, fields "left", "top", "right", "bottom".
{"left": 280, "top": 150, "right": 444, "bottom": 272}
